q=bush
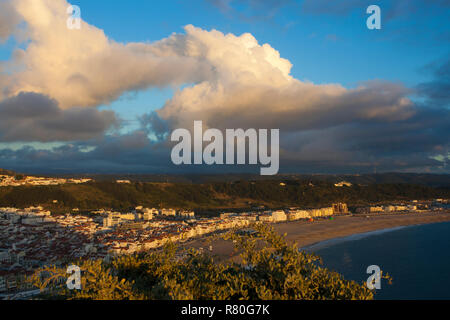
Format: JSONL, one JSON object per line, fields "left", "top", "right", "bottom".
{"left": 29, "top": 225, "right": 376, "bottom": 300}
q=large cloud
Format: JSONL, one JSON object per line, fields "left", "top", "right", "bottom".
{"left": 155, "top": 26, "right": 415, "bottom": 131}
{"left": 0, "top": 92, "right": 117, "bottom": 142}
{"left": 1, "top": 111, "right": 448, "bottom": 174}
{"left": 0, "top": 0, "right": 448, "bottom": 173}
{"left": 2, "top": 0, "right": 213, "bottom": 108}
{"left": 279, "top": 106, "right": 450, "bottom": 173}
{"left": 0, "top": 0, "right": 21, "bottom": 43}
{"left": 416, "top": 56, "right": 450, "bottom": 107}
{"left": 0, "top": 0, "right": 421, "bottom": 131}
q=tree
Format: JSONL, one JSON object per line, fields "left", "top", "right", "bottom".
{"left": 29, "top": 225, "right": 381, "bottom": 300}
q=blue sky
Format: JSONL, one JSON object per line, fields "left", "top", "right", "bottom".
{"left": 65, "top": 0, "right": 447, "bottom": 84}
{"left": 0, "top": 0, "right": 449, "bottom": 174}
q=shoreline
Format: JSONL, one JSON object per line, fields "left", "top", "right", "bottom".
{"left": 184, "top": 211, "right": 450, "bottom": 260}
{"left": 276, "top": 211, "right": 450, "bottom": 250}
{"left": 300, "top": 225, "right": 410, "bottom": 251}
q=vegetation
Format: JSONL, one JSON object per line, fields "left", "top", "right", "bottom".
{"left": 0, "top": 180, "right": 448, "bottom": 214}
{"left": 0, "top": 168, "right": 16, "bottom": 176}
{"left": 29, "top": 224, "right": 382, "bottom": 300}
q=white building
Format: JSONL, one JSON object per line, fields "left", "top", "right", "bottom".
{"left": 102, "top": 212, "right": 136, "bottom": 227}
{"left": 334, "top": 181, "right": 352, "bottom": 187}
{"left": 271, "top": 210, "right": 287, "bottom": 222}
{"left": 161, "top": 209, "right": 176, "bottom": 216}
{"left": 258, "top": 215, "right": 273, "bottom": 222}
{"left": 142, "top": 208, "right": 154, "bottom": 221}
{"left": 287, "top": 209, "right": 310, "bottom": 221}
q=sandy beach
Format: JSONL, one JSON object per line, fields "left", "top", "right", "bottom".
{"left": 183, "top": 211, "right": 450, "bottom": 260}
{"left": 277, "top": 211, "right": 450, "bottom": 249}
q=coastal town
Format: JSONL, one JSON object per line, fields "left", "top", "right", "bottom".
{"left": 1, "top": 197, "right": 449, "bottom": 298}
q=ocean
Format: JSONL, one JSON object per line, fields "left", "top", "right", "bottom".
{"left": 304, "top": 221, "right": 450, "bottom": 300}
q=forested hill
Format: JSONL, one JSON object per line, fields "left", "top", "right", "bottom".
{"left": 0, "top": 180, "right": 448, "bottom": 213}
{"left": 45, "top": 172, "right": 450, "bottom": 188}
{"left": 2, "top": 168, "right": 449, "bottom": 187}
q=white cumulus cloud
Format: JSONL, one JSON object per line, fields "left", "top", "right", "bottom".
{"left": 0, "top": 0, "right": 425, "bottom": 159}
{"left": 155, "top": 26, "right": 415, "bottom": 131}
{"left": 2, "top": 0, "right": 213, "bottom": 108}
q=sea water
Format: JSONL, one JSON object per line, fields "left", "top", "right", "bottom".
{"left": 305, "top": 221, "right": 450, "bottom": 300}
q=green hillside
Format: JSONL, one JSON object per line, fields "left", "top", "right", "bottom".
{"left": 0, "top": 180, "right": 448, "bottom": 214}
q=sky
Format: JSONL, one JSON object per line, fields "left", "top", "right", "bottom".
{"left": 0, "top": 0, "right": 449, "bottom": 174}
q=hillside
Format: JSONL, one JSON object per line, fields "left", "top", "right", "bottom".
{"left": 44, "top": 172, "right": 450, "bottom": 188}
{"left": 0, "top": 180, "right": 448, "bottom": 214}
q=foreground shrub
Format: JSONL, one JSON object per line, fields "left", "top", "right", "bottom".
{"left": 30, "top": 224, "right": 375, "bottom": 300}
